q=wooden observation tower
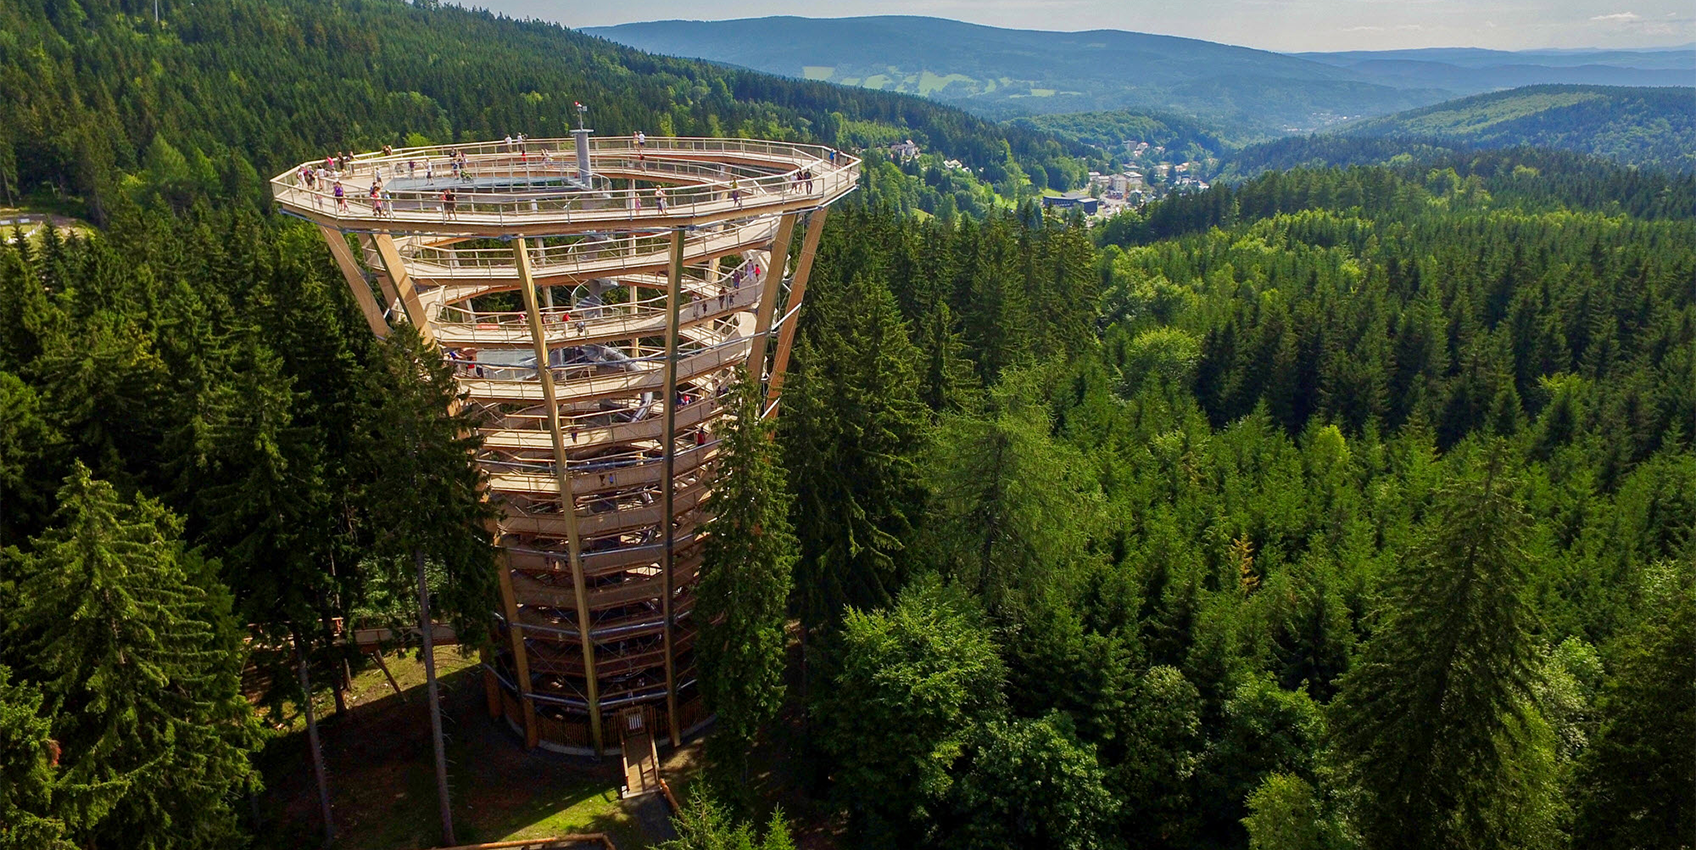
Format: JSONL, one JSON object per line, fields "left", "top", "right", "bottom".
{"left": 272, "top": 132, "right": 858, "bottom": 754}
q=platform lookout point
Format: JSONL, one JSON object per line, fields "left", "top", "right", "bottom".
{"left": 272, "top": 132, "right": 859, "bottom": 755}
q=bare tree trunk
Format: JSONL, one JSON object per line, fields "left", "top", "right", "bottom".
{"left": 293, "top": 632, "right": 335, "bottom": 847}
{"left": 418, "top": 549, "right": 456, "bottom": 845}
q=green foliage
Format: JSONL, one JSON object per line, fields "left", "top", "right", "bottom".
{"left": 1329, "top": 447, "right": 1560, "bottom": 850}
{"left": 698, "top": 375, "right": 797, "bottom": 784}
{"left": 943, "top": 713, "right": 1121, "bottom": 850}
{"left": 0, "top": 665, "right": 77, "bottom": 850}
{"left": 354, "top": 325, "right": 494, "bottom": 640}
{"left": 923, "top": 368, "right": 1102, "bottom": 608}
{"left": 815, "top": 581, "right": 1007, "bottom": 847}
{"left": 2, "top": 465, "right": 263, "bottom": 849}
{"left": 1242, "top": 773, "right": 1338, "bottom": 850}
{"left": 661, "top": 786, "right": 796, "bottom": 850}
{"left": 1571, "top": 563, "right": 1696, "bottom": 850}
{"left": 1340, "top": 85, "right": 1696, "bottom": 173}
{"left": 0, "top": 0, "right": 1081, "bottom": 219}
{"left": 782, "top": 241, "right": 930, "bottom": 628}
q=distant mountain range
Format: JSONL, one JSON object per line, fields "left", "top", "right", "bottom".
{"left": 1339, "top": 85, "right": 1696, "bottom": 172}
{"left": 586, "top": 16, "right": 1694, "bottom": 138}
{"left": 1220, "top": 84, "right": 1696, "bottom": 178}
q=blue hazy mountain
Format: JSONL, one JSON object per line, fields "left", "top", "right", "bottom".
{"left": 584, "top": 16, "right": 1447, "bottom": 135}
{"left": 584, "top": 16, "right": 1693, "bottom": 137}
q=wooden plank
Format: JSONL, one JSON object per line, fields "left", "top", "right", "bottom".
{"left": 743, "top": 213, "right": 798, "bottom": 379}
{"left": 494, "top": 549, "right": 538, "bottom": 748}
{"left": 371, "top": 233, "right": 435, "bottom": 343}
{"left": 317, "top": 225, "right": 389, "bottom": 337}
{"left": 515, "top": 236, "right": 604, "bottom": 755}
{"left": 661, "top": 228, "right": 685, "bottom": 748}
{"left": 766, "top": 207, "right": 829, "bottom": 403}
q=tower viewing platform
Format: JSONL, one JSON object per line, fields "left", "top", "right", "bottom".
{"left": 273, "top": 134, "right": 859, "bottom": 755}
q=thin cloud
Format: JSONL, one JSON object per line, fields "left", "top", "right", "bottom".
{"left": 1590, "top": 12, "right": 1640, "bottom": 21}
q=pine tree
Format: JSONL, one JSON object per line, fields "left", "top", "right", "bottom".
{"left": 698, "top": 374, "right": 797, "bottom": 786}
{"left": 355, "top": 324, "right": 494, "bottom": 845}
{"left": 923, "top": 367, "right": 1100, "bottom": 610}
{"left": 1572, "top": 565, "right": 1695, "bottom": 850}
{"left": 0, "top": 665, "right": 79, "bottom": 850}
{"left": 3, "top": 465, "right": 261, "bottom": 849}
{"left": 1329, "top": 444, "right": 1559, "bottom": 850}
{"left": 781, "top": 262, "right": 929, "bottom": 631}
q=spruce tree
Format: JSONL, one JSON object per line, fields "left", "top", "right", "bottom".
{"left": 0, "top": 665, "right": 78, "bottom": 850}
{"left": 1329, "top": 445, "right": 1558, "bottom": 850}
{"left": 698, "top": 373, "right": 797, "bottom": 786}
{"left": 781, "top": 262, "right": 929, "bottom": 631}
{"left": 3, "top": 465, "right": 261, "bottom": 849}
{"left": 1572, "top": 565, "right": 1695, "bottom": 850}
{"left": 355, "top": 324, "right": 494, "bottom": 845}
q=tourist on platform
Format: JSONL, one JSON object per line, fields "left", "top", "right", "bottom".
{"left": 804, "top": 169, "right": 814, "bottom": 193}
{"left": 441, "top": 187, "right": 457, "bottom": 221}
{"left": 333, "top": 180, "right": 346, "bottom": 212}
{"left": 407, "top": 159, "right": 416, "bottom": 178}
{"left": 654, "top": 187, "right": 667, "bottom": 213}
{"left": 730, "top": 177, "right": 742, "bottom": 208}
{"left": 635, "top": 130, "right": 646, "bottom": 148}
{"left": 381, "top": 187, "right": 395, "bottom": 218}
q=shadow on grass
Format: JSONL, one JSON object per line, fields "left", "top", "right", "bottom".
{"left": 253, "top": 652, "right": 644, "bottom": 850}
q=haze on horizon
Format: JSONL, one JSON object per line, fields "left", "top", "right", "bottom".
{"left": 462, "top": 0, "right": 1696, "bottom": 53}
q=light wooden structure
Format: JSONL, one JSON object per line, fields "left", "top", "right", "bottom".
{"left": 273, "top": 134, "right": 857, "bottom": 755}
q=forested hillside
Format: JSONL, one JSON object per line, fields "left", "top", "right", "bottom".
{"left": 587, "top": 16, "right": 1444, "bottom": 132}
{"left": 0, "top": 0, "right": 1092, "bottom": 220}
{"left": 1341, "top": 85, "right": 1696, "bottom": 173}
{"left": 761, "top": 154, "right": 1696, "bottom": 849}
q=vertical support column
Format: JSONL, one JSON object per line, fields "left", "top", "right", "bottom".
{"left": 765, "top": 208, "right": 829, "bottom": 406}
{"left": 661, "top": 228, "right": 686, "bottom": 748}
{"left": 371, "top": 234, "right": 435, "bottom": 343}
{"left": 317, "top": 225, "right": 389, "bottom": 337}
{"left": 743, "top": 213, "right": 799, "bottom": 380}
{"left": 514, "top": 237, "right": 603, "bottom": 754}
{"left": 494, "top": 549, "right": 538, "bottom": 749}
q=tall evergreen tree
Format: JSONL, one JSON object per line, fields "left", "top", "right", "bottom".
{"left": 782, "top": 261, "right": 929, "bottom": 631}
{"left": 1329, "top": 445, "right": 1560, "bottom": 850}
{"left": 1571, "top": 564, "right": 1695, "bottom": 850}
{"left": 698, "top": 374, "right": 798, "bottom": 786}
{"left": 355, "top": 324, "right": 495, "bottom": 846}
{"left": 2, "top": 465, "right": 262, "bottom": 849}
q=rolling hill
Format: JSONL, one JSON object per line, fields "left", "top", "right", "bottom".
{"left": 1340, "top": 85, "right": 1696, "bottom": 172}
{"left": 584, "top": 16, "right": 1446, "bottom": 135}
{"left": 585, "top": 16, "right": 1694, "bottom": 138}
{"left": 1292, "top": 46, "right": 1696, "bottom": 92}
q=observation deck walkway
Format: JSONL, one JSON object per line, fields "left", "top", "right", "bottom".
{"left": 271, "top": 136, "right": 859, "bottom": 236}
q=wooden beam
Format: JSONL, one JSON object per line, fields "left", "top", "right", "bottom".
{"left": 514, "top": 237, "right": 604, "bottom": 755}
{"left": 371, "top": 234, "right": 435, "bottom": 343}
{"left": 494, "top": 549, "right": 538, "bottom": 748}
{"left": 317, "top": 225, "right": 389, "bottom": 337}
{"left": 742, "top": 213, "right": 798, "bottom": 380}
{"left": 661, "top": 227, "right": 686, "bottom": 748}
{"left": 359, "top": 234, "right": 404, "bottom": 317}
{"left": 765, "top": 208, "right": 828, "bottom": 404}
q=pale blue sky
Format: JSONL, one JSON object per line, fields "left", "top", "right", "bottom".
{"left": 461, "top": 0, "right": 1696, "bottom": 52}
